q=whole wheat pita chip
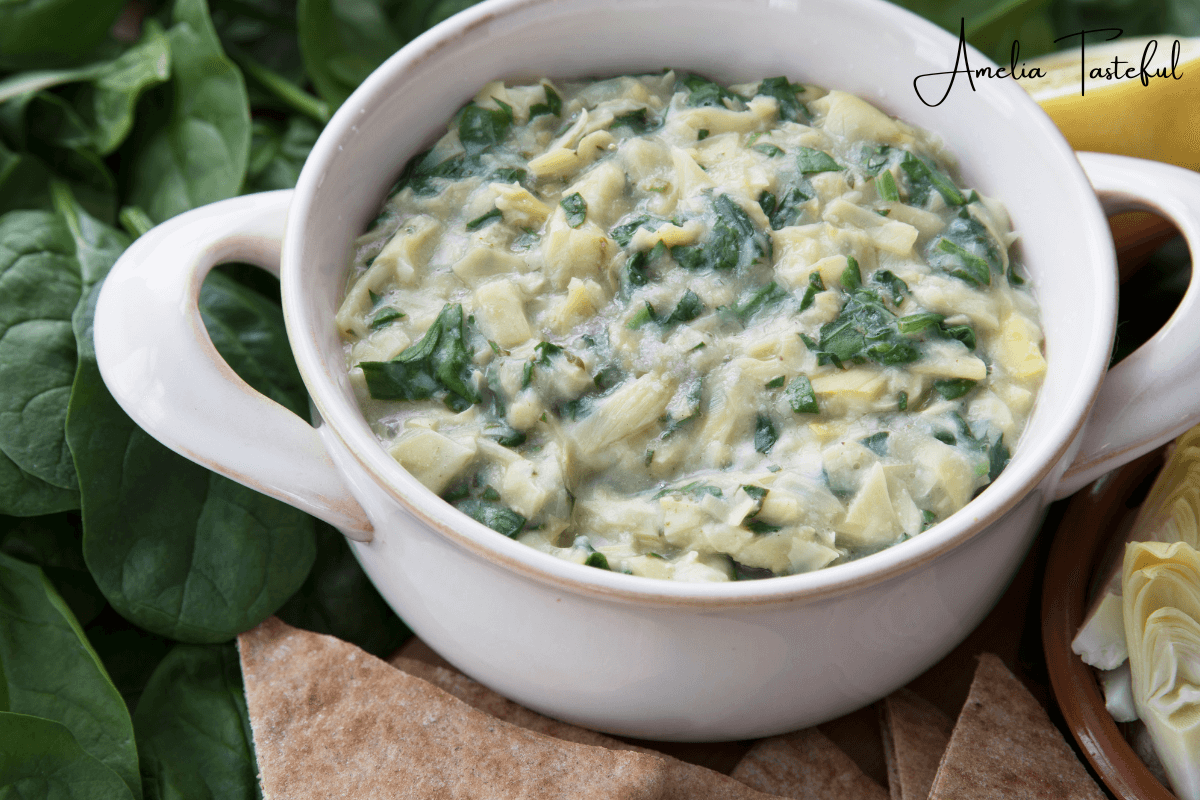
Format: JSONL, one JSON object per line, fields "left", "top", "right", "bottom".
{"left": 389, "top": 655, "right": 784, "bottom": 799}
{"left": 878, "top": 688, "right": 953, "bottom": 800}
{"left": 238, "top": 618, "right": 783, "bottom": 800}
{"left": 927, "top": 654, "right": 1106, "bottom": 800}
{"left": 730, "top": 728, "right": 888, "bottom": 800}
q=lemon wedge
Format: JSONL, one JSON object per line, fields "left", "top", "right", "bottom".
{"left": 1020, "top": 36, "right": 1200, "bottom": 171}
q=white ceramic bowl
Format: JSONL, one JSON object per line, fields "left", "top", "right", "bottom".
{"left": 94, "top": 0, "right": 1200, "bottom": 740}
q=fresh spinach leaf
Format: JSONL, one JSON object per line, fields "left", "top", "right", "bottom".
{"left": 0, "top": 552, "right": 141, "bottom": 799}
{"left": 795, "top": 146, "right": 842, "bottom": 174}
{"left": 755, "top": 76, "right": 807, "bottom": 123}
{"left": 899, "top": 151, "right": 965, "bottom": 207}
{"left": 134, "top": 643, "right": 260, "bottom": 800}
{"left": 0, "top": 0, "right": 126, "bottom": 71}
{"left": 786, "top": 375, "right": 819, "bottom": 414}
{"left": 561, "top": 192, "right": 587, "bottom": 228}
{"left": 0, "top": 447, "right": 78, "bottom": 516}
{"left": 0, "top": 713, "right": 134, "bottom": 800}
{"left": 0, "top": 209, "right": 83, "bottom": 491}
{"left": 85, "top": 607, "right": 174, "bottom": 715}
{"left": 1, "top": 512, "right": 104, "bottom": 626}
{"left": 671, "top": 194, "right": 767, "bottom": 272}
{"left": 244, "top": 115, "right": 319, "bottom": 192}
{"left": 126, "top": 0, "right": 251, "bottom": 223}
{"left": 68, "top": 271, "right": 317, "bottom": 643}
{"left": 296, "top": 0, "right": 403, "bottom": 108}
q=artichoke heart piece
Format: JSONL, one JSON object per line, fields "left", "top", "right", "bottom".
{"left": 1123, "top": 540, "right": 1200, "bottom": 800}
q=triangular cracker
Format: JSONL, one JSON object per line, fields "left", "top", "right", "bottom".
{"left": 927, "top": 654, "right": 1106, "bottom": 800}
{"left": 389, "top": 655, "right": 784, "bottom": 799}
{"left": 238, "top": 618, "right": 781, "bottom": 799}
{"left": 879, "top": 688, "right": 953, "bottom": 800}
{"left": 730, "top": 728, "right": 888, "bottom": 800}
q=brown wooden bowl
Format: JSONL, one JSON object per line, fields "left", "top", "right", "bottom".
{"left": 1042, "top": 450, "right": 1177, "bottom": 800}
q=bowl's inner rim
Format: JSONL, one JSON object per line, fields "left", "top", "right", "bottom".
{"left": 280, "top": 0, "right": 1119, "bottom": 606}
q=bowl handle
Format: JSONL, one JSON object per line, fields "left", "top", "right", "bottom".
{"left": 1054, "top": 152, "right": 1200, "bottom": 499}
{"left": 93, "top": 190, "right": 373, "bottom": 540}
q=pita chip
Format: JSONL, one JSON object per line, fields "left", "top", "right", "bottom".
{"left": 731, "top": 728, "right": 888, "bottom": 800}
{"left": 878, "top": 688, "right": 953, "bottom": 800}
{"left": 389, "top": 655, "right": 784, "bottom": 800}
{"left": 927, "top": 654, "right": 1106, "bottom": 800}
{"left": 238, "top": 618, "right": 782, "bottom": 800}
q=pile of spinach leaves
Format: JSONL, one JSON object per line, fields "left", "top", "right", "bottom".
{"left": 0, "top": 0, "right": 1192, "bottom": 796}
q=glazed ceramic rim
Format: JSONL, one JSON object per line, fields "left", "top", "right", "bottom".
{"left": 282, "top": 0, "right": 1117, "bottom": 607}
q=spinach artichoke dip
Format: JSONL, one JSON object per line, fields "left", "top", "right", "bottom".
{"left": 337, "top": 72, "right": 1046, "bottom": 582}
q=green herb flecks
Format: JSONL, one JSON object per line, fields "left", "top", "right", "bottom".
{"left": 672, "top": 194, "right": 768, "bottom": 272}
{"left": 561, "top": 192, "right": 587, "bottom": 228}
{"left": 360, "top": 303, "right": 479, "bottom": 407}
{"left": 796, "top": 146, "right": 842, "bottom": 174}
{"left": 786, "top": 375, "right": 819, "bottom": 414}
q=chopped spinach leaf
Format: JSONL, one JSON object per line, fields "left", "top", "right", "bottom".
{"left": 484, "top": 422, "right": 526, "bottom": 448}
{"left": 812, "top": 289, "right": 920, "bottom": 368}
{"left": 611, "top": 108, "right": 657, "bottom": 133}
{"left": 899, "top": 151, "right": 965, "bottom": 207}
{"left": 611, "top": 215, "right": 666, "bottom": 247}
{"left": 754, "top": 143, "right": 785, "bottom": 157}
{"left": 745, "top": 519, "right": 782, "bottom": 534}
{"left": 465, "top": 207, "right": 503, "bottom": 230}
{"left": 395, "top": 150, "right": 484, "bottom": 197}
{"left": 667, "top": 289, "right": 705, "bottom": 324}
{"left": 898, "top": 391, "right": 908, "bottom": 411}
{"left": 534, "top": 340, "right": 563, "bottom": 365}
{"left": 934, "top": 429, "right": 956, "bottom": 446}
{"left": 758, "top": 183, "right": 811, "bottom": 230}
{"left": 481, "top": 486, "right": 501, "bottom": 502}
{"left": 755, "top": 76, "right": 808, "bottom": 122}
{"left": 860, "top": 432, "right": 889, "bottom": 456}
{"left": 453, "top": 498, "right": 526, "bottom": 538}
{"left": 988, "top": 434, "right": 1011, "bottom": 482}
{"left": 841, "top": 257, "right": 862, "bottom": 291}
{"left": 933, "top": 238, "right": 992, "bottom": 287}
{"left": 754, "top": 414, "right": 778, "bottom": 454}
{"left": 593, "top": 365, "right": 623, "bottom": 391}
{"left": 368, "top": 307, "right": 405, "bottom": 330}
{"left": 360, "top": 304, "right": 479, "bottom": 404}
{"left": 627, "top": 301, "right": 658, "bottom": 329}
{"left": 898, "top": 312, "right": 945, "bottom": 334}
{"left": 922, "top": 509, "right": 937, "bottom": 530}
{"left": 458, "top": 102, "right": 513, "bottom": 155}
{"left": 1007, "top": 262, "right": 1026, "bottom": 285}
{"left": 799, "top": 271, "right": 825, "bottom": 311}
{"left": 521, "top": 361, "right": 533, "bottom": 389}
{"left": 765, "top": 375, "right": 786, "bottom": 389}
{"left": 733, "top": 561, "right": 777, "bottom": 579}
{"left": 786, "top": 375, "right": 819, "bottom": 414}
{"left": 679, "top": 73, "right": 745, "bottom": 109}
{"left": 742, "top": 485, "right": 768, "bottom": 501}
{"left": 735, "top": 281, "right": 788, "bottom": 322}
{"left": 933, "top": 378, "right": 977, "bottom": 400}
{"left": 697, "top": 128, "right": 710, "bottom": 140}
{"left": 876, "top": 169, "right": 900, "bottom": 202}
{"left": 528, "top": 84, "right": 563, "bottom": 118}
{"left": 626, "top": 240, "right": 665, "bottom": 286}
{"left": 943, "top": 324, "right": 977, "bottom": 350}
{"left": 672, "top": 194, "right": 767, "bottom": 271}
{"left": 796, "top": 146, "right": 842, "bottom": 174}
{"left": 584, "top": 551, "right": 611, "bottom": 570}
{"left": 561, "top": 192, "right": 587, "bottom": 228}
{"left": 873, "top": 270, "right": 908, "bottom": 305}
{"left": 491, "top": 167, "right": 527, "bottom": 184}
{"left": 861, "top": 145, "right": 893, "bottom": 175}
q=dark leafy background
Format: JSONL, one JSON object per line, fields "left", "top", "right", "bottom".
{"left": 0, "top": 0, "right": 1192, "bottom": 796}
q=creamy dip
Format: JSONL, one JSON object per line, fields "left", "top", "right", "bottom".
{"left": 337, "top": 72, "right": 1046, "bottom": 582}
